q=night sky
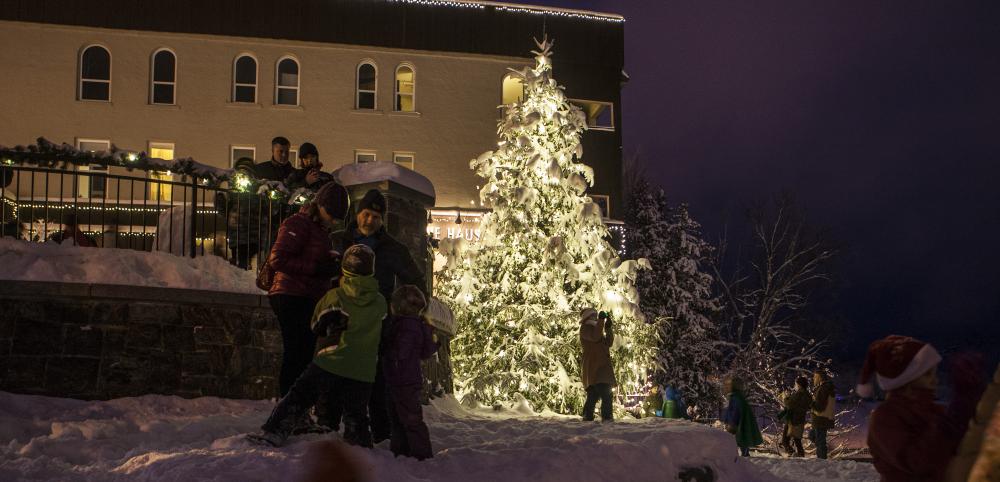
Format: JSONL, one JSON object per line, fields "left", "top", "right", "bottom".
{"left": 537, "top": 0, "right": 1000, "bottom": 361}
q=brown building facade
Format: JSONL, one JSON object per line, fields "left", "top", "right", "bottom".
{"left": 0, "top": 0, "right": 626, "bottom": 218}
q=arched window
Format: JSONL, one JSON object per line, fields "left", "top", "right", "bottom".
{"left": 356, "top": 61, "right": 377, "bottom": 110}
{"left": 150, "top": 49, "right": 176, "bottom": 105}
{"left": 394, "top": 64, "right": 415, "bottom": 112}
{"left": 233, "top": 54, "right": 257, "bottom": 103}
{"left": 79, "top": 45, "right": 111, "bottom": 101}
{"left": 501, "top": 74, "right": 525, "bottom": 105}
{"left": 275, "top": 57, "right": 299, "bottom": 105}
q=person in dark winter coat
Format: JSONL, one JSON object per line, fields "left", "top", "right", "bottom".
{"left": 215, "top": 158, "right": 263, "bottom": 269}
{"left": 780, "top": 376, "right": 812, "bottom": 457}
{"left": 858, "top": 335, "right": 987, "bottom": 482}
{"left": 249, "top": 244, "right": 387, "bottom": 448}
{"left": 284, "top": 143, "right": 333, "bottom": 192}
{"left": 722, "top": 376, "right": 764, "bottom": 457}
{"left": 254, "top": 136, "right": 296, "bottom": 253}
{"left": 321, "top": 189, "right": 425, "bottom": 443}
{"left": 810, "top": 370, "right": 836, "bottom": 459}
{"left": 383, "top": 285, "right": 438, "bottom": 460}
{"left": 254, "top": 136, "right": 293, "bottom": 182}
{"left": 267, "top": 182, "right": 350, "bottom": 398}
{"left": 580, "top": 308, "right": 616, "bottom": 422}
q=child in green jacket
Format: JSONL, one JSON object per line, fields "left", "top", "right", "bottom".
{"left": 248, "top": 244, "right": 387, "bottom": 448}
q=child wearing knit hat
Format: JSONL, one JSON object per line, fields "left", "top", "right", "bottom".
{"left": 860, "top": 335, "right": 986, "bottom": 481}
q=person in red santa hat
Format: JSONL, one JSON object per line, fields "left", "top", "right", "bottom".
{"left": 859, "top": 335, "right": 987, "bottom": 482}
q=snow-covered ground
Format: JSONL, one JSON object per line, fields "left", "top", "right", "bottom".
{"left": 0, "top": 238, "right": 261, "bottom": 294}
{"left": 0, "top": 391, "right": 877, "bottom": 481}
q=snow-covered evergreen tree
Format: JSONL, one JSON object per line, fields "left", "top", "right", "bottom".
{"left": 436, "top": 38, "right": 655, "bottom": 413}
{"left": 625, "top": 181, "right": 722, "bottom": 417}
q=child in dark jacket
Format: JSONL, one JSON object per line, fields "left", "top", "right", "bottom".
{"left": 383, "top": 285, "right": 439, "bottom": 460}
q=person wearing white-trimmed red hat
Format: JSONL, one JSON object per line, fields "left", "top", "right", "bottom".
{"left": 860, "top": 335, "right": 986, "bottom": 482}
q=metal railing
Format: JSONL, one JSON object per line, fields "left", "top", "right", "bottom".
{"left": 1, "top": 163, "right": 297, "bottom": 270}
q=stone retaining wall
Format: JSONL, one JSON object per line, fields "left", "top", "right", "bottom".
{"left": 0, "top": 281, "right": 280, "bottom": 400}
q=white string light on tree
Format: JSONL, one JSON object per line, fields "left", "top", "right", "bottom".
{"left": 436, "top": 37, "right": 653, "bottom": 414}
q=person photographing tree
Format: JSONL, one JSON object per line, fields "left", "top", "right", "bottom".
{"left": 580, "top": 308, "right": 616, "bottom": 422}
{"left": 284, "top": 142, "right": 333, "bottom": 191}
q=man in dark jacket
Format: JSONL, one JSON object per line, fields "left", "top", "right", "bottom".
{"left": 284, "top": 142, "right": 333, "bottom": 192}
{"left": 811, "top": 371, "right": 836, "bottom": 459}
{"left": 253, "top": 136, "right": 294, "bottom": 257}
{"left": 254, "top": 136, "right": 293, "bottom": 182}
{"left": 318, "top": 189, "right": 425, "bottom": 442}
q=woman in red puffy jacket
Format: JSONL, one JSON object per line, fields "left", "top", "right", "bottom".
{"left": 268, "top": 182, "right": 349, "bottom": 398}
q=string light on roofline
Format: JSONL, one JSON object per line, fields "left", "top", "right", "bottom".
{"left": 388, "top": 0, "right": 484, "bottom": 9}
{"left": 385, "top": 0, "right": 623, "bottom": 23}
{"left": 495, "top": 5, "right": 624, "bottom": 23}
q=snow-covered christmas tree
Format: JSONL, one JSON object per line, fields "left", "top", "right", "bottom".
{"left": 436, "top": 38, "right": 655, "bottom": 413}
{"left": 626, "top": 181, "right": 724, "bottom": 417}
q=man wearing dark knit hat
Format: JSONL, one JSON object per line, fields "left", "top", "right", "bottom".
{"left": 860, "top": 335, "right": 987, "bottom": 482}
{"left": 318, "top": 188, "right": 425, "bottom": 443}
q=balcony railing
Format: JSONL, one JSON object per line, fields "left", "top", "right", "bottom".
{"left": 1, "top": 145, "right": 302, "bottom": 271}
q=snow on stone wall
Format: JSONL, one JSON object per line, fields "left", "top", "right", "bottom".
{"left": 332, "top": 161, "right": 436, "bottom": 200}
{"left": 0, "top": 238, "right": 261, "bottom": 294}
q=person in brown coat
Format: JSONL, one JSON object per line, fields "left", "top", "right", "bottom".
{"left": 580, "top": 308, "right": 616, "bottom": 422}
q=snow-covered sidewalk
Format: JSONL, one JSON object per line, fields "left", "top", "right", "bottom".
{"left": 0, "top": 391, "right": 877, "bottom": 481}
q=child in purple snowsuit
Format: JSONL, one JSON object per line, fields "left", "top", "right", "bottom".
{"left": 383, "top": 285, "right": 439, "bottom": 460}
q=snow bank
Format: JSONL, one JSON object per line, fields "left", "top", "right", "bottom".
{"left": 749, "top": 455, "right": 877, "bottom": 482}
{"left": 0, "top": 238, "right": 262, "bottom": 294}
{"left": 0, "top": 390, "right": 878, "bottom": 482}
{"left": 332, "top": 162, "right": 436, "bottom": 200}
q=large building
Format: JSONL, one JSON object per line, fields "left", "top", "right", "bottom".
{"left": 0, "top": 0, "right": 627, "bottom": 223}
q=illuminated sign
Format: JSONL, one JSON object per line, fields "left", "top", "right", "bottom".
{"left": 427, "top": 209, "right": 484, "bottom": 242}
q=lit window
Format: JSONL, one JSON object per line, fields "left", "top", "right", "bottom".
{"left": 570, "top": 100, "right": 615, "bottom": 131}
{"left": 501, "top": 74, "right": 524, "bottom": 106}
{"left": 79, "top": 45, "right": 111, "bottom": 101}
{"left": 393, "top": 152, "right": 415, "bottom": 170}
{"left": 394, "top": 65, "right": 415, "bottom": 112}
{"left": 356, "top": 62, "right": 377, "bottom": 110}
{"left": 233, "top": 55, "right": 257, "bottom": 103}
{"left": 355, "top": 150, "right": 377, "bottom": 163}
{"left": 151, "top": 49, "right": 176, "bottom": 105}
{"left": 76, "top": 139, "right": 110, "bottom": 198}
{"left": 148, "top": 142, "right": 174, "bottom": 201}
{"left": 275, "top": 57, "right": 299, "bottom": 105}
{"left": 289, "top": 149, "right": 299, "bottom": 168}
{"left": 230, "top": 145, "right": 256, "bottom": 167}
